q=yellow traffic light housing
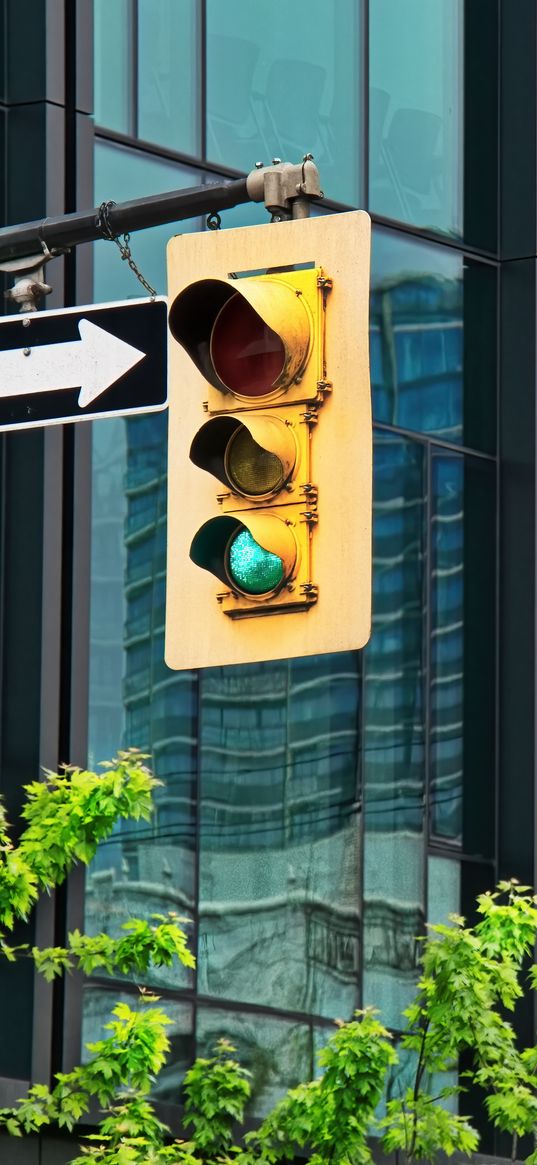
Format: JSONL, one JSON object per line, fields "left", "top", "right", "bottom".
{"left": 166, "top": 210, "right": 371, "bottom": 669}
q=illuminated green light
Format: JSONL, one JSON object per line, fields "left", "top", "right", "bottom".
{"left": 227, "top": 529, "right": 284, "bottom": 595}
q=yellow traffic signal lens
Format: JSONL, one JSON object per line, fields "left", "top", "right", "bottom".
{"left": 211, "top": 293, "right": 285, "bottom": 397}
{"left": 227, "top": 528, "right": 284, "bottom": 595}
{"left": 225, "top": 426, "right": 285, "bottom": 497}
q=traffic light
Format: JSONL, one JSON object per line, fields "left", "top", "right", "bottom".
{"left": 166, "top": 210, "right": 371, "bottom": 670}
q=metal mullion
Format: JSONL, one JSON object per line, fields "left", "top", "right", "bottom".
{"left": 131, "top": 0, "right": 139, "bottom": 140}
{"left": 428, "top": 843, "right": 494, "bottom": 866}
{"left": 362, "top": 0, "right": 370, "bottom": 210}
{"left": 192, "top": 668, "right": 202, "bottom": 1060}
{"left": 87, "top": 975, "right": 341, "bottom": 1030}
{"left": 200, "top": 0, "right": 207, "bottom": 161}
{"left": 95, "top": 125, "right": 246, "bottom": 177}
{"left": 493, "top": 257, "right": 501, "bottom": 886}
{"left": 356, "top": 642, "right": 365, "bottom": 1011}
{"left": 370, "top": 211, "right": 501, "bottom": 266}
{"left": 423, "top": 442, "right": 433, "bottom": 916}
{"left": 373, "top": 420, "right": 496, "bottom": 463}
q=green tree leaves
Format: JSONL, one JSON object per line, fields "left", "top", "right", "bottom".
{"left": 3, "top": 751, "right": 537, "bottom": 1165}
{"left": 183, "top": 1038, "right": 251, "bottom": 1159}
{"left": 0, "top": 750, "right": 158, "bottom": 928}
{"left": 243, "top": 1011, "right": 396, "bottom": 1165}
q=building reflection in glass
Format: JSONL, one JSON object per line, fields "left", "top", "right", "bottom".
{"left": 371, "top": 231, "right": 463, "bottom": 443}
{"left": 363, "top": 432, "right": 426, "bottom": 1028}
{"left": 197, "top": 654, "right": 361, "bottom": 1019}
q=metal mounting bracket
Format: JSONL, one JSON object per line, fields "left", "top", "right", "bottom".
{"left": 246, "top": 155, "right": 322, "bottom": 221}
{"left": 0, "top": 246, "right": 67, "bottom": 313}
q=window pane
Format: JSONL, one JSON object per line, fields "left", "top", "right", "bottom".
{"left": 196, "top": 1007, "right": 315, "bottom": 1116}
{"left": 371, "top": 229, "right": 496, "bottom": 453}
{"left": 94, "top": 0, "right": 132, "bottom": 133}
{"left": 430, "top": 454, "right": 495, "bottom": 852}
{"left": 198, "top": 655, "right": 361, "bottom": 1018}
{"left": 370, "top": 0, "right": 463, "bottom": 236}
{"left": 206, "top": 0, "right": 360, "bottom": 204}
{"left": 138, "top": 0, "right": 200, "bottom": 154}
{"left": 94, "top": 141, "right": 203, "bottom": 300}
{"left": 362, "top": 433, "right": 426, "bottom": 1029}
{"left": 87, "top": 407, "right": 198, "bottom": 990}
{"left": 427, "top": 855, "right": 460, "bottom": 925}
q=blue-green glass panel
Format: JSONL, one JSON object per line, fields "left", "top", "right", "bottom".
{"left": 427, "top": 855, "right": 460, "bottom": 925}
{"left": 87, "top": 410, "right": 198, "bottom": 992}
{"left": 371, "top": 230, "right": 462, "bottom": 443}
{"left": 370, "top": 0, "right": 463, "bottom": 236}
{"left": 94, "top": 0, "right": 132, "bottom": 133}
{"left": 430, "top": 454, "right": 495, "bottom": 853}
{"left": 430, "top": 455, "right": 464, "bottom": 843}
{"left": 362, "top": 432, "right": 425, "bottom": 1029}
{"left": 94, "top": 141, "right": 203, "bottom": 300}
{"left": 371, "top": 229, "right": 496, "bottom": 453}
{"left": 206, "top": 0, "right": 360, "bottom": 205}
{"left": 376, "top": 1044, "right": 418, "bottom": 1120}
{"left": 377, "top": 1042, "right": 458, "bottom": 1123}
{"left": 196, "top": 1007, "right": 314, "bottom": 1116}
{"left": 197, "top": 654, "right": 360, "bottom": 1019}
{"left": 138, "top": 0, "right": 200, "bottom": 154}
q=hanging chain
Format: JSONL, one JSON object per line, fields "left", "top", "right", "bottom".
{"left": 96, "top": 201, "right": 157, "bottom": 298}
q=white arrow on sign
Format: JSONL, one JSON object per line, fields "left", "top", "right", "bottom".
{"left": 0, "top": 318, "right": 146, "bottom": 409}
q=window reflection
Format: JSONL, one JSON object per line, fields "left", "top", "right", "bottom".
{"left": 371, "top": 230, "right": 496, "bottom": 452}
{"left": 138, "top": 0, "right": 200, "bottom": 154}
{"left": 431, "top": 456, "right": 464, "bottom": 841}
{"left": 363, "top": 433, "right": 425, "bottom": 1028}
{"left": 198, "top": 656, "right": 361, "bottom": 1018}
{"left": 370, "top": 0, "right": 463, "bottom": 235}
{"left": 196, "top": 1006, "right": 319, "bottom": 1116}
{"left": 87, "top": 413, "right": 198, "bottom": 993}
{"left": 94, "top": 0, "right": 132, "bottom": 134}
{"left": 430, "top": 454, "right": 495, "bottom": 850}
{"left": 206, "top": 0, "right": 360, "bottom": 204}
{"left": 427, "top": 854, "right": 460, "bottom": 924}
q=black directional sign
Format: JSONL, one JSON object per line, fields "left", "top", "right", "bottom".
{"left": 0, "top": 296, "right": 167, "bottom": 431}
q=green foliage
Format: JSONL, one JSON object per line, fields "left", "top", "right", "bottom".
{"left": 0, "top": 993, "right": 177, "bottom": 1133}
{"left": 242, "top": 1010, "right": 396, "bottom": 1165}
{"left": 183, "top": 1038, "right": 251, "bottom": 1159}
{"left": 32, "top": 913, "right": 195, "bottom": 981}
{"left": 381, "top": 1092, "right": 479, "bottom": 1162}
{"left": 0, "top": 749, "right": 196, "bottom": 1165}
{"left": 4, "top": 752, "right": 537, "bottom": 1165}
{"left": 380, "top": 879, "right": 537, "bottom": 1164}
{"left": 0, "top": 749, "right": 158, "bottom": 928}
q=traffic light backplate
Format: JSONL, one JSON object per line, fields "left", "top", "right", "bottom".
{"left": 166, "top": 210, "right": 371, "bottom": 669}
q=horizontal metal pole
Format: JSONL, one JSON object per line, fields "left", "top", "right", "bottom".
{"left": 0, "top": 178, "right": 250, "bottom": 263}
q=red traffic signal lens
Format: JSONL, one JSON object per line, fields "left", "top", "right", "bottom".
{"left": 211, "top": 293, "right": 285, "bottom": 397}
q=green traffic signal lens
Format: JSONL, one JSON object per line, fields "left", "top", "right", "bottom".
{"left": 226, "top": 426, "right": 285, "bottom": 497}
{"left": 227, "top": 528, "right": 284, "bottom": 595}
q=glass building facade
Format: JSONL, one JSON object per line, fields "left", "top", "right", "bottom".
{"left": 9, "top": 3, "right": 537, "bottom": 1161}
{"left": 84, "top": 0, "right": 497, "bottom": 1118}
